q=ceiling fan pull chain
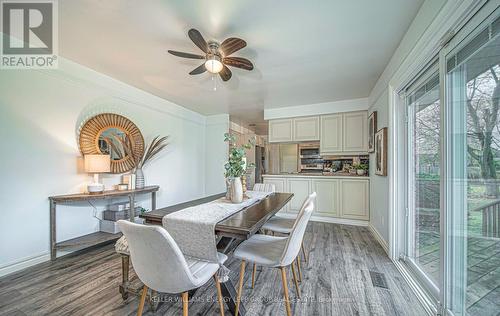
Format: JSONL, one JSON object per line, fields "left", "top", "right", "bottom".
{"left": 212, "top": 74, "right": 217, "bottom": 91}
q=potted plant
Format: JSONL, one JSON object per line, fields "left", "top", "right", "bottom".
{"left": 224, "top": 133, "right": 255, "bottom": 203}
{"left": 353, "top": 163, "right": 368, "bottom": 176}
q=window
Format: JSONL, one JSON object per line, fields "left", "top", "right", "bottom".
{"left": 405, "top": 65, "right": 441, "bottom": 295}
{"left": 446, "top": 12, "right": 500, "bottom": 315}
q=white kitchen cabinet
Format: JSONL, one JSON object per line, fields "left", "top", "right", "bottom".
{"left": 320, "top": 114, "right": 343, "bottom": 154}
{"left": 287, "top": 178, "right": 311, "bottom": 213}
{"left": 262, "top": 175, "right": 369, "bottom": 222}
{"left": 293, "top": 116, "right": 320, "bottom": 141}
{"left": 340, "top": 179, "right": 369, "bottom": 220}
{"left": 313, "top": 179, "right": 339, "bottom": 216}
{"left": 343, "top": 111, "right": 368, "bottom": 153}
{"left": 263, "top": 177, "right": 287, "bottom": 193}
{"left": 269, "top": 119, "right": 293, "bottom": 142}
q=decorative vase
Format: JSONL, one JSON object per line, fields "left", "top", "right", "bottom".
{"left": 357, "top": 169, "right": 366, "bottom": 176}
{"left": 135, "top": 168, "right": 145, "bottom": 189}
{"left": 229, "top": 177, "right": 243, "bottom": 204}
{"left": 226, "top": 178, "right": 232, "bottom": 200}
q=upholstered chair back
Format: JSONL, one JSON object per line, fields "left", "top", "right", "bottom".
{"left": 117, "top": 220, "right": 197, "bottom": 293}
{"left": 253, "top": 183, "right": 276, "bottom": 192}
{"left": 279, "top": 192, "right": 316, "bottom": 266}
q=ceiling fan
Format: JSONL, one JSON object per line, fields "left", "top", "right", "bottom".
{"left": 168, "top": 28, "right": 254, "bottom": 82}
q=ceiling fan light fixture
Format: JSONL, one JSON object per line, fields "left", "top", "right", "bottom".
{"left": 205, "top": 55, "right": 223, "bottom": 73}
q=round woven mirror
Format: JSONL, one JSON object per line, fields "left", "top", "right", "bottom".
{"left": 79, "top": 113, "right": 144, "bottom": 173}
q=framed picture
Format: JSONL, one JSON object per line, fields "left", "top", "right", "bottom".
{"left": 368, "top": 111, "right": 377, "bottom": 153}
{"left": 375, "top": 127, "right": 387, "bottom": 176}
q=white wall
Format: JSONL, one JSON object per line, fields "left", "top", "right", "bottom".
{"left": 368, "top": 90, "right": 390, "bottom": 244}
{"left": 366, "top": 0, "right": 447, "bottom": 248}
{"left": 0, "top": 59, "right": 227, "bottom": 275}
{"left": 205, "top": 114, "right": 230, "bottom": 195}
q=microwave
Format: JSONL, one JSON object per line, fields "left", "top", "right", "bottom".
{"left": 299, "top": 143, "right": 323, "bottom": 172}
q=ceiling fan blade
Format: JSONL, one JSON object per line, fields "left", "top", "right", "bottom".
{"left": 223, "top": 57, "right": 254, "bottom": 71}
{"left": 219, "top": 65, "right": 232, "bottom": 81}
{"left": 168, "top": 50, "right": 205, "bottom": 59}
{"left": 188, "top": 28, "right": 209, "bottom": 53}
{"left": 220, "top": 37, "right": 247, "bottom": 56}
{"left": 189, "top": 63, "right": 207, "bottom": 75}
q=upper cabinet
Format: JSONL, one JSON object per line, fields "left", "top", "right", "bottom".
{"left": 293, "top": 116, "right": 320, "bottom": 141}
{"left": 320, "top": 111, "right": 368, "bottom": 155}
{"left": 269, "top": 119, "right": 293, "bottom": 142}
{"left": 320, "top": 114, "right": 343, "bottom": 153}
{"left": 269, "top": 116, "right": 319, "bottom": 143}
{"left": 342, "top": 111, "right": 368, "bottom": 153}
{"left": 268, "top": 111, "right": 368, "bottom": 155}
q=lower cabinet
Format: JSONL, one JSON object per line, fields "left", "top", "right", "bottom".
{"left": 263, "top": 176, "right": 369, "bottom": 221}
{"left": 313, "top": 179, "right": 340, "bottom": 217}
{"left": 340, "top": 179, "right": 369, "bottom": 220}
{"left": 287, "top": 178, "right": 311, "bottom": 213}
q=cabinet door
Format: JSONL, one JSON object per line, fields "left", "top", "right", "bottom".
{"left": 269, "top": 119, "right": 293, "bottom": 143}
{"left": 320, "top": 114, "right": 343, "bottom": 154}
{"left": 340, "top": 179, "right": 369, "bottom": 220}
{"left": 263, "top": 177, "right": 287, "bottom": 193}
{"left": 342, "top": 111, "right": 368, "bottom": 153}
{"left": 293, "top": 116, "right": 320, "bottom": 141}
{"left": 287, "top": 178, "right": 311, "bottom": 213}
{"left": 313, "top": 179, "right": 339, "bottom": 217}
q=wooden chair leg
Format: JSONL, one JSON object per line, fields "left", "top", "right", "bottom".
{"left": 214, "top": 275, "right": 225, "bottom": 316}
{"left": 291, "top": 262, "right": 301, "bottom": 299}
{"left": 137, "top": 285, "right": 148, "bottom": 316}
{"left": 279, "top": 267, "right": 292, "bottom": 316}
{"left": 251, "top": 263, "right": 257, "bottom": 288}
{"left": 296, "top": 256, "right": 302, "bottom": 282}
{"left": 235, "top": 260, "right": 246, "bottom": 316}
{"left": 301, "top": 242, "right": 308, "bottom": 263}
{"left": 182, "top": 291, "right": 189, "bottom": 316}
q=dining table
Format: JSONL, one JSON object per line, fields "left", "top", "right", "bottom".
{"left": 118, "top": 191, "right": 294, "bottom": 316}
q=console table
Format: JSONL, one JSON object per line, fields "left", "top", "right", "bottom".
{"left": 48, "top": 185, "right": 159, "bottom": 261}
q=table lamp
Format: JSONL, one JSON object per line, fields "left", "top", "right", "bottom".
{"left": 84, "top": 154, "right": 111, "bottom": 194}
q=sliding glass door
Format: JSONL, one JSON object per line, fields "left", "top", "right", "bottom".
{"left": 405, "top": 66, "right": 441, "bottom": 296}
{"left": 445, "top": 9, "right": 500, "bottom": 315}
{"left": 401, "top": 4, "right": 500, "bottom": 315}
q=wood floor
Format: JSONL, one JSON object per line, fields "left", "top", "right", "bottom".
{"left": 0, "top": 223, "right": 426, "bottom": 316}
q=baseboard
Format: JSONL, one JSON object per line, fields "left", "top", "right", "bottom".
{"left": 368, "top": 224, "right": 389, "bottom": 255}
{"left": 278, "top": 213, "right": 369, "bottom": 227}
{"left": 0, "top": 252, "right": 50, "bottom": 278}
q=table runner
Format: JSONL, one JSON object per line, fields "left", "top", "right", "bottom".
{"left": 162, "top": 190, "right": 271, "bottom": 264}
{"left": 115, "top": 191, "right": 273, "bottom": 282}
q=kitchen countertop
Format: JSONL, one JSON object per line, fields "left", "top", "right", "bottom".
{"left": 262, "top": 172, "right": 369, "bottom": 179}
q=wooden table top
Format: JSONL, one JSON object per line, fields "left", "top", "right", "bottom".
{"left": 49, "top": 186, "right": 159, "bottom": 203}
{"left": 140, "top": 192, "right": 294, "bottom": 239}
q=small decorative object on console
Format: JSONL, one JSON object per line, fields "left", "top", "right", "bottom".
{"left": 116, "top": 183, "right": 129, "bottom": 191}
{"left": 115, "top": 135, "right": 169, "bottom": 189}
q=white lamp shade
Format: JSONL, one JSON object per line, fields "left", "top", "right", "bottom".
{"left": 84, "top": 154, "right": 111, "bottom": 173}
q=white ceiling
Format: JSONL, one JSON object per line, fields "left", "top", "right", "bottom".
{"left": 59, "top": 0, "right": 424, "bottom": 133}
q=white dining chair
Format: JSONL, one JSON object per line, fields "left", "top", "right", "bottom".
{"left": 232, "top": 192, "right": 316, "bottom": 316}
{"left": 253, "top": 183, "right": 276, "bottom": 193}
{"left": 262, "top": 216, "right": 309, "bottom": 262}
{"left": 117, "top": 220, "right": 227, "bottom": 316}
